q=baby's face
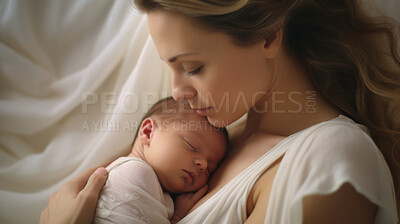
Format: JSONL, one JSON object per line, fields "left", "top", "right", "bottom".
{"left": 144, "top": 114, "right": 227, "bottom": 193}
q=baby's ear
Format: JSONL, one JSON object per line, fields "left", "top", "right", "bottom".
{"left": 138, "top": 118, "right": 157, "bottom": 145}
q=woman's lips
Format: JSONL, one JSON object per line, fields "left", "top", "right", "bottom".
{"left": 194, "top": 107, "right": 211, "bottom": 116}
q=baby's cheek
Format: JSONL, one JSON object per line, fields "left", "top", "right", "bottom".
{"left": 196, "top": 174, "right": 208, "bottom": 189}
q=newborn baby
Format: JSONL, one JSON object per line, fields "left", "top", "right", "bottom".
{"left": 94, "top": 97, "right": 228, "bottom": 224}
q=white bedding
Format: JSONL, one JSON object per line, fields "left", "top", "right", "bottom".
{"left": 0, "top": 0, "right": 171, "bottom": 223}
{"left": 0, "top": 0, "right": 397, "bottom": 223}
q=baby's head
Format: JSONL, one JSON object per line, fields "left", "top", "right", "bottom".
{"left": 134, "top": 97, "right": 228, "bottom": 193}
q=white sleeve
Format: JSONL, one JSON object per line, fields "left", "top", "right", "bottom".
{"left": 94, "top": 159, "right": 174, "bottom": 224}
{"left": 282, "top": 123, "right": 397, "bottom": 224}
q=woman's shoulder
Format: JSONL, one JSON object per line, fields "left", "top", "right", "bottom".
{"left": 285, "top": 115, "right": 388, "bottom": 176}
{"left": 281, "top": 114, "right": 392, "bottom": 195}
{"left": 293, "top": 115, "right": 377, "bottom": 156}
{"left": 277, "top": 116, "right": 398, "bottom": 224}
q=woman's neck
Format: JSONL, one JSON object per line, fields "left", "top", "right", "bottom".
{"left": 246, "top": 97, "right": 340, "bottom": 137}
{"left": 245, "top": 50, "right": 341, "bottom": 137}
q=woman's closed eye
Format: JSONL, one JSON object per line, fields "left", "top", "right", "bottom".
{"left": 185, "top": 65, "right": 203, "bottom": 77}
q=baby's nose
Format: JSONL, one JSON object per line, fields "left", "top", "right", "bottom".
{"left": 195, "top": 158, "right": 207, "bottom": 172}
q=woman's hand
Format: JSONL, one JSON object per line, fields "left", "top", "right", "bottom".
{"left": 170, "top": 185, "right": 208, "bottom": 224}
{"left": 40, "top": 167, "right": 108, "bottom": 224}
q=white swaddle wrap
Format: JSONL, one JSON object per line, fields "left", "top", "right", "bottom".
{"left": 178, "top": 116, "right": 398, "bottom": 224}
{"left": 94, "top": 157, "right": 174, "bottom": 224}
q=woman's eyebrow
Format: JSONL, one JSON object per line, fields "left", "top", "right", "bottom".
{"left": 165, "top": 52, "right": 198, "bottom": 63}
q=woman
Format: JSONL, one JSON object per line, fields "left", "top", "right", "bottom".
{"left": 41, "top": 0, "right": 399, "bottom": 223}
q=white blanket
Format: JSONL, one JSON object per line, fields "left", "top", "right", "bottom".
{"left": 0, "top": 0, "right": 398, "bottom": 223}
{"left": 0, "top": 0, "right": 171, "bottom": 223}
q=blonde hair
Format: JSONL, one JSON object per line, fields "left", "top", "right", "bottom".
{"left": 133, "top": 0, "right": 400, "bottom": 212}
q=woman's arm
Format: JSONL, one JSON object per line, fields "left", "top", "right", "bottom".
{"left": 40, "top": 167, "right": 108, "bottom": 224}
{"left": 302, "top": 183, "right": 377, "bottom": 224}
{"left": 245, "top": 182, "right": 377, "bottom": 224}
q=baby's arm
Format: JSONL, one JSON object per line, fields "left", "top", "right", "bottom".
{"left": 170, "top": 185, "right": 208, "bottom": 224}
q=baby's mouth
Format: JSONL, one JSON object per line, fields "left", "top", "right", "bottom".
{"left": 183, "top": 170, "right": 197, "bottom": 185}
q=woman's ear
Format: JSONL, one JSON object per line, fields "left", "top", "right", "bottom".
{"left": 263, "top": 27, "right": 283, "bottom": 59}
{"left": 138, "top": 118, "right": 157, "bottom": 145}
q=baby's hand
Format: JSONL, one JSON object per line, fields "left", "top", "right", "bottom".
{"left": 170, "top": 185, "right": 208, "bottom": 224}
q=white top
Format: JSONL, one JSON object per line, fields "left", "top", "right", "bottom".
{"left": 178, "top": 115, "right": 398, "bottom": 224}
{"left": 94, "top": 157, "right": 174, "bottom": 224}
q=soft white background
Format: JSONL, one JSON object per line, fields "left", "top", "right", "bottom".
{"left": 0, "top": 0, "right": 398, "bottom": 223}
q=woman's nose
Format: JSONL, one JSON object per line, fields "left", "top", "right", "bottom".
{"left": 195, "top": 158, "right": 208, "bottom": 172}
{"left": 171, "top": 74, "right": 196, "bottom": 101}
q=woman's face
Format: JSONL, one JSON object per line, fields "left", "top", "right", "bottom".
{"left": 148, "top": 11, "right": 274, "bottom": 127}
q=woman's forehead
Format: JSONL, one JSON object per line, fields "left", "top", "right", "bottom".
{"left": 147, "top": 11, "right": 230, "bottom": 60}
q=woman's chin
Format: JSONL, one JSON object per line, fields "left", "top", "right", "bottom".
{"left": 207, "top": 112, "right": 246, "bottom": 128}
